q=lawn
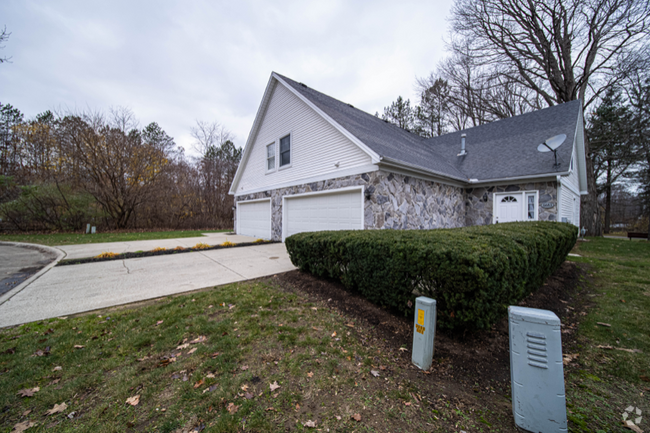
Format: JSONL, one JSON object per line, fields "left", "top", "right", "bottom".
{"left": 564, "top": 237, "right": 650, "bottom": 432}
{"left": 0, "top": 236, "right": 647, "bottom": 432}
{"left": 0, "top": 230, "right": 231, "bottom": 247}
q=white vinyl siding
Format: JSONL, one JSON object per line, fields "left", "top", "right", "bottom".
{"left": 282, "top": 188, "right": 363, "bottom": 241}
{"left": 236, "top": 82, "right": 372, "bottom": 193}
{"left": 559, "top": 188, "right": 580, "bottom": 226}
{"left": 565, "top": 144, "right": 580, "bottom": 193}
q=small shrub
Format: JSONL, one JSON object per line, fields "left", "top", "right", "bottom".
{"left": 151, "top": 247, "right": 167, "bottom": 252}
{"left": 221, "top": 241, "right": 235, "bottom": 247}
{"left": 193, "top": 243, "right": 211, "bottom": 250}
{"left": 173, "top": 246, "right": 185, "bottom": 251}
{"left": 94, "top": 252, "right": 119, "bottom": 259}
{"left": 285, "top": 222, "right": 578, "bottom": 331}
{"left": 254, "top": 238, "right": 266, "bottom": 243}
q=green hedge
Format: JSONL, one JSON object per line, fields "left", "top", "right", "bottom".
{"left": 285, "top": 222, "right": 577, "bottom": 330}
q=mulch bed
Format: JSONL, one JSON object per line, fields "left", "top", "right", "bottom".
{"left": 266, "top": 260, "right": 591, "bottom": 413}
{"left": 56, "top": 240, "right": 279, "bottom": 266}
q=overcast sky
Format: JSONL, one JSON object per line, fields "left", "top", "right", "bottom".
{"left": 1, "top": 0, "right": 454, "bottom": 155}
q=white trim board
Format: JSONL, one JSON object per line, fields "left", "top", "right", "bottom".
{"left": 234, "top": 164, "right": 378, "bottom": 197}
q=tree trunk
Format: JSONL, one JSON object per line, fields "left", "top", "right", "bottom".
{"left": 604, "top": 173, "right": 611, "bottom": 234}
{"left": 580, "top": 134, "right": 602, "bottom": 236}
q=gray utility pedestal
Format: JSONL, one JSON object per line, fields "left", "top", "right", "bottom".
{"left": 412, "top": 297, "right": 436, "bottom": 370}
{"left": 509, "top": 306, "right": 567, "bottom": 432}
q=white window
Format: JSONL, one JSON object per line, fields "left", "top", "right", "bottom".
{"left": 526, "top": 192, "right": 536, "bottom": 220}
{"left": 279, "top": 134, "right": 291, "bottom": 167}
{"left": 266, "top": 143, "right": 275, "bottom": 172}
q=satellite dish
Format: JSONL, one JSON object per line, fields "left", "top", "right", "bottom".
{"left": 537, "top": 134, "right": 566, "bottom": 169}
{"left": 537, "top": 134, "right": 566, "bottom": 153}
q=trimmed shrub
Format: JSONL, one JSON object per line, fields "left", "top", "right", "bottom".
{"left": 285, "top": 222, "right": 577, "bottom": 330}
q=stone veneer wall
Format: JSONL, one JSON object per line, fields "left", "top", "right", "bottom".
{"left": 235, "top": 170, "right": 466, "bottom": 241}
{"left": 464, "top": 181, "right": 558, "bottom": 226}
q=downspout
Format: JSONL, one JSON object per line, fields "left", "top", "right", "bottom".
{"left": 556, "top": 175, "right": 562, "bottom": 222}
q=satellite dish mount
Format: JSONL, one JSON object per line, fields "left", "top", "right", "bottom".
{"left": 537, "top": 134, "right": 567, "bottom": 170}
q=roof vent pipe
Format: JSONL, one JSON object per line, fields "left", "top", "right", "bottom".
{"left": 458, "top": 134, "right": 467, "bottom": 156}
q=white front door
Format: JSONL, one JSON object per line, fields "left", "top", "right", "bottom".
{"left": 283, "top": 188, "right": 363, "bottom": 241}
{"left": 496, "top": 195, "right": 523, "bottom": 223}
{"left": 237, "top": 199, "right": 271, "bottom": 239}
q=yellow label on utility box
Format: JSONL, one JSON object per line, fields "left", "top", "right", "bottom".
{"left": 417, "top": 309, "right": 425, "bottom": 325}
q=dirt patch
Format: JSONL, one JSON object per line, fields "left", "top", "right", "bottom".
{"left": 267, "top": 260, "right": 591, "bottom": 430}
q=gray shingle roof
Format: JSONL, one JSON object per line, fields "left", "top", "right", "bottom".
{"left": 276, "top": 73, "right": 580, "bottom": 183}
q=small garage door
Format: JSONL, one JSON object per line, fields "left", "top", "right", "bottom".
{"left": 283, "top": 188, "right": 363, "bottom": 241}
{"left": 237, "top": 199, "right": 271, "bottom": 239}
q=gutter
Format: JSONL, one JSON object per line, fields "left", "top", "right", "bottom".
{"left": 378, "top": 156, "right": 469, "bottom": 184}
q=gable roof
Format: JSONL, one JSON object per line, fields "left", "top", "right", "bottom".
{"left": 230, "top": 72, "right": 583, "bottom": 194}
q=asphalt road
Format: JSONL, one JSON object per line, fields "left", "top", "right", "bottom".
{"left": 0, "top": 243, "right": 58, "bottom": 297}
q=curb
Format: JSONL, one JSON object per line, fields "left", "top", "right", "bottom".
{"left": 0, "top": 241, "right": 67, "bottom": 307}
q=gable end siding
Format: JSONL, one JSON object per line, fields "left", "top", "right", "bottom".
{"left": 235, "top": 82, "right": 372, "bottom": 194}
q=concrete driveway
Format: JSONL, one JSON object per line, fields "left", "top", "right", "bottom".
{"left": 0, "top": 236, "right": 296, "bottom": 328}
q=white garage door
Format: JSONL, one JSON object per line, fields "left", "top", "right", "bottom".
{"left": 283, "top": 188, "right": 363, "bottom": 241}
{"left": 237, "top": 199, "right": 271, "bottom": 239}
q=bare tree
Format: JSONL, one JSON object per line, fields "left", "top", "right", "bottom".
{"left": 0, "top": 26, "right": 11, "bottom": 64}
{"left": 449, "top": 0, "right": 650, "bottom": 235}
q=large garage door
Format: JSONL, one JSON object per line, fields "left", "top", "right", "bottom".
{"left": 283, "top": 188, "right": 363, "bottom": 241}
{"left": 237, "top": 199, "right": 271, "bottom": 239}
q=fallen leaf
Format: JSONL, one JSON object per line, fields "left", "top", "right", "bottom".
{"left": 156, "top": 320, "right": 164, "bottom": 326}
{"left": 187, "top": 348, "right": 197, "bottom": 355}
{"left": 3, "top": 347, "right": 16, "bottom": 355}
{"left": 624, "top": 420, "right": 643, "bottom": 433}
{"left": 345, "top": 323, "right": 354, "bottom": 328}
{"left": 370, "top": 370, "right": 380, "bottom": 377}
{"left": 176, "top": 343, "right": 190, "bottom": 350}
{"left": 17, "top": 387, "right": 40, "bottom": 397}
{"left": 331, "top": 331, "right": 337, "bottom": 337}
{"left": 597, "top": 322, "right": 612, "bottom": 327}
{"left": 272, "top": 392, "right": 279, "bottom": 398}
{"left": 303, "top": 420, "right": 316, "bottom": 428}
{"left": 189, "top": 336, "right": 207, "bottom": 344}
{"left": 335, "top": 415, "right": 341, "bottom": 420}
{"left": 52, "top": 366, "right": 62, "bottom": 371}
{"left": 206, "top": 373, "right": 215, "bottom": 379}
{"left": 241, "top": 384, "right": 249, "bottom": 391}
{"left": 399, "top": 347, "right": 408, "bottom": 352}
{"left": 241, "top": 365, "right": 249, "bottom": 371}
{"left": 379, "top": 365, "right": 386, "bottom": 370}
{"left": 22, "top": 410, "right": 31, "bottom": 417}
{"left": 229, "top": 304, "right": 236, "bottom": 310}
{"left": 640, "top": 375, "right": 650, "bottom": 382}
{"left": 270, "top": 381, "right": 280, "bottom": 391}
{"left": 266, "top": 407, "right": 275, "bottom": 411}
{"left": 46, "top": 402, "right": 68, "bottom": 415}
{"left": 126, "top": 395, "right": 140, "bottom": 406}
{"left": 227, "top": 403, "right": 239, "bottom": 414}
{"left": 563, "top": 354, "right": 579, "bottom": 365}
{"left": 74, "top": 345, "right": 84, "bottom": 349}
{"left": 351, "top": 413, "right": 362, "bottom": 422}
{"left": 194, "top": 379, "right": 204, "bottom": 389}
{"left": 311, "top": 307, "right": 317, "bottom": 311}
{"left": 307, "top": 372, "right": 314, "bottom": 378}
{"left": 244, "top": 392, "right": 254, "bottom": 399}
{"left": 404, "top": 401, "right": 412, "bottom": 406}
{"left": 11, "top": 421, "right": 36, "bottom": 432}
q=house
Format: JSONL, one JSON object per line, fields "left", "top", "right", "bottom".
{"left": 229, "top": 72, "right": 588, "bottom": 241}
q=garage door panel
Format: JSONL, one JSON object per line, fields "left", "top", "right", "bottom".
{"left": 284, "top": 189, "right": 363, "bottom": 239}
{"left": 238, "top": 200, "right": 271, "bottom": 239}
